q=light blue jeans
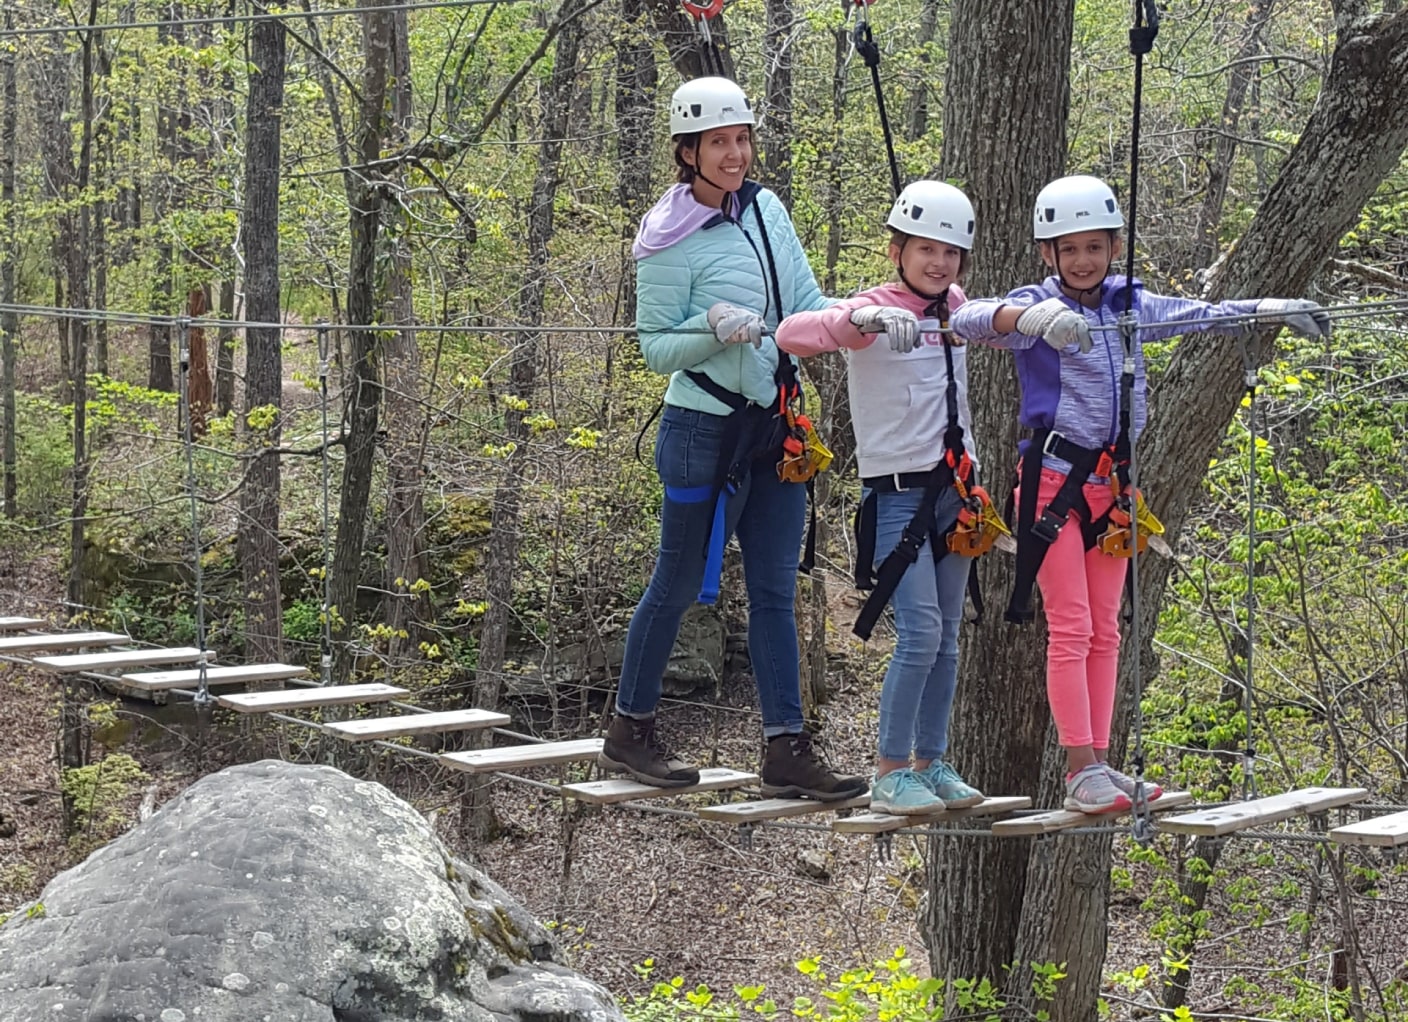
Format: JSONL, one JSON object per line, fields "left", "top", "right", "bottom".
{"left": 616, "top": 405, "right": 807, "bottom": 736}
{"left": 869, "top": 485, "right": 969, "bottom": 761}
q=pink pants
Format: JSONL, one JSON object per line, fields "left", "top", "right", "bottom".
{"left": 1027, "top": 467, "right": 1128, "bottom": 749}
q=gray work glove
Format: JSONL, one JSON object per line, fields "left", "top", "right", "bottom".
{"left": 1255, "top": 298, "right": 1332, "bottom": 340}
{"left": 707, "top": 303, "right": 765, "bottom": 348}
{"left": 850, "top": 305, "right": 922, "bottom": 353}
{"left": 1016, "top": 298, "right": 1094, "bottom": 354}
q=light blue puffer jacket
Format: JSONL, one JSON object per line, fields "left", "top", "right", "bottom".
{"left": 635, "top": 181, "right": 834, "bottom": 415}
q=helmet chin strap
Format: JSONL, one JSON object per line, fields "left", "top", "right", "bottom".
{"left": 896, "top": 239, "right": 949, "bottom": 314}
{"left": 1053, "top": 247, "right": 1110, "bottom": 300}
{"left": 687, "top": 158, "right": 737, "bottom": 212}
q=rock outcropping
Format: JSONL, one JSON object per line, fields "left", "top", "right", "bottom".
{"left": 0, "top": 761, "right": 623, "bottom": 1022}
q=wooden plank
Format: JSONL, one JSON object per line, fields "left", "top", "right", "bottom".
{"left": 0, "top": 616, "right": 45, "bottom": 631}
{"left": 992, "top": 791, "right": 1195, "bottom": 837}
{"left": 33, "top": 647, "right": 212, "bottom": 674}
{"left": 696, "top": 794, "right": 871, "bottom": 824}
{"left": 122, "top": 663, "right": 310, "bottom": 691}
{"left": 561, "top": 768, "right": 758, "bottom": 805}
{"left": 324, "top": 708, "right": 511, "bottom": 742}
{"left": 217, "top": 683, "right": 407, "bottom": 714}
{"left": 440, "top": 739, "right": 603, "bottom": 773}
{"left": 1329, "top": 810, "right": 1408, "bottom": 848}
{"left": 1158, "top": 787, "right": 1368, "bottom": 838}
{"left": 834, "top": 796, "right": 1034, "bottom": 835}
{"left": 0, "top": 631, "right": 128, "bottom": 654}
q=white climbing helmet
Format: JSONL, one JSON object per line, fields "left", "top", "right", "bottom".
{"left": 669, "top": 77, "right": 755, "bottom": 137}
{"left": 1032, "top": 175, "right": 1124, "bottom": 240}
{"left": 886, "top": 180, "right": 975, "bottom": 249}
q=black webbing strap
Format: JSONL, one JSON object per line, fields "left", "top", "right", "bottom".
{"left": 853, "top": 17, "right": 901, "bottom": 200}
{"left": 852, "top": 464, "right": 954, "bottom": 641}
{"left": 1006, "top": 429, "right": 1104, "bottom": 624}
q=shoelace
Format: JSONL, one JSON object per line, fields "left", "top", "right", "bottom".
{"left": 631, "top": 720, "right": 672, "bottom": 758}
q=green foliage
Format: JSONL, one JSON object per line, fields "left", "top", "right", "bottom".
{"left": 622, "top": 949, "right": 1060, "bottom": 1022}
{"left": 60, "top": 751, "right": 148, "bottom": 851}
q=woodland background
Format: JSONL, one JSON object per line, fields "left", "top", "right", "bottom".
{"left": 1, "top": 0, "right": 1407, "bottom": 1020}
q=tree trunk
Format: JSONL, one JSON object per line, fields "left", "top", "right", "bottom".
{"left": 37, "top": 44, "right": 73, "bottom": 399}
{"left": 215, "top": 279, "right": 236, "bottom": 416}
{"left": 612, "top": 0, "right": 657, "bottom": 326}
{"left": 329, "top": 0, "right": 395, "bottom": 683}
{"left": 1191, "top": 0, "right": 1276, "bottom": 270}
{"left": 382, "top": 10, "right": 430, "bottom": 653}
{"left": 187, "top": 287, "right": 212, "bottom": 433}
{"left": 147, "top": 16, "right": 180, "bottom": 395}
{"left": 467, "top": 10, "right": 585, "bottom": 845}
{"left": 477, "top": 11, "right": 584, "bottom": 709}
{"left": 1136, "top": 4, "right": 1408, "bottom": 1002}
{"left": 61, "top": 1, "right": 99, "bottom": 838}
{"left": 922, "top": 0, "right": 1074, "bottom": 998}
{"left": 1, "top": 13, "right": 17, "bottom": 519}
{"left": 905, "top": 0, "right": 943, "bottom": 141}
{"left": 238, "top": 16, "right": 287, "bottom": 668}
{"left": 761, "top": 0, "right": 793, "bottom": 207}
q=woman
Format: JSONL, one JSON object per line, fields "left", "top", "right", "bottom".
{"left": 600, "top": 77, "right": 865, "bottom": 801}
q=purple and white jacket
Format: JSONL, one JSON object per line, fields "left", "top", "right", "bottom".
{"left": 951, "top": 275, "right": 1259, "bottom": 479}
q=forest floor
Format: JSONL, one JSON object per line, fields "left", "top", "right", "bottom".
{"left": 4, "top": 550, "right": 1407, "bottom": 1020}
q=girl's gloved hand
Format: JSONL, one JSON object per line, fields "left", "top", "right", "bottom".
{"left": 1016, "top": 298, "right": 1093, "bottom": 354}
{"left": 1255, "top": 298, "right": 1332, "bottom": 340}
{"left": 850, "top": 306, "right": 921, "bottom": 353}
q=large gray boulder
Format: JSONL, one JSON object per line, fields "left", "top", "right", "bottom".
{"left": 0, "top": 761, "right": 624, "bottom": 1022}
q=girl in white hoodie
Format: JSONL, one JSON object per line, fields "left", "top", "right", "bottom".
{"left": 776, "top": 181, "right": 986, "bottom": 816}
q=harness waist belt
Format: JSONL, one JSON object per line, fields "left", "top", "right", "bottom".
{"left": 861, "top": 470, "right": 943, "bottom": 493}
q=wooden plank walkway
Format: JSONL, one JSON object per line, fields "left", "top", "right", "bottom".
{"left": 0, "top": 632, "right": 128, "bottom": 654}
{"left": 833, "top": 796, "right": 1033, "bottom": 835}
{"left": 1157, "top": 787, "right": 1368, "bottom": 838}
{"left": 562, "top": 768, "right": 757, "bottom": 805}
{"left": 1329, "top": 810, "right": 1408, "bottom": 848}
{"left": 122, "top": 663, "right": 310, "bottom": 691}
{"left": 991, "top": 791, "right": 1194, "bottom": 837}
{"left": 696, "top": 794, "right": 870, "bottom": 824}
{"left": 440, "top": 738, "right": 604, "bottom": 774}
{"left": 33, "top": 647, "right": 212, "bottom": 674}
{"left": 0, "top": 616, "right": 45, "bottom": 631}
{"left": 324, "top": 708, "right": 510, "bottom": 742}
{"left": 218, "top": 683, "right": 408, "bottom": 714}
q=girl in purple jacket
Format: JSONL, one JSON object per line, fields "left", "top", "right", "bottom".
{"left": 952, "top": 174, "right": 1330, "bottom": 814}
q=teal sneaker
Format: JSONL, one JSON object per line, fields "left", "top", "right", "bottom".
{"left": 916, "top": 760, "right": 985, "bottom": 809}
{"left": 870, "top": 769, "right": 946, "bottom": 816}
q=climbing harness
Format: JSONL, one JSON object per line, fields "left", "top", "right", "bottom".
{"left": 847, "top": 0, "right": 902, "bottom": 198}
{"left": 852, "top": 297, "right": 1002, "bottom": 641}
{"left": 660, "top": 187, "right": 830, "bottom": 605}
{"left": 681, "top": 0, "right": 727, "bottom": 78}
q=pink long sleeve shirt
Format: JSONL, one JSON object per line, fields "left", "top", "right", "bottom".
{"left": 775, "top": 281, "right": 980, "bottom": 480}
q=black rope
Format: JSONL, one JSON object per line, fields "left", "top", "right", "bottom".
{"left": 1122, "top": 0, "right": 1160, "bottom": 844}
{"left": 853, "top": 18, "right": 901, "bottom": 199}
{"left": 1122, "top": 0, "right": 1159, "bottom": 313}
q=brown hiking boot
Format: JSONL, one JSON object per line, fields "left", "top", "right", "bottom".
{"left": 598, "top": 715, "right": 701, "bottom": 788}
{"left": 759, "top": 732, "right": 868, "bottom": 801}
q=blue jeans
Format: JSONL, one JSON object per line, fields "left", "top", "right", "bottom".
{"left": 616, "top": 406, "right": 807, "bottom": 736}
{"left": 869, "top": 486, "right": 968, "bottom": 761}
